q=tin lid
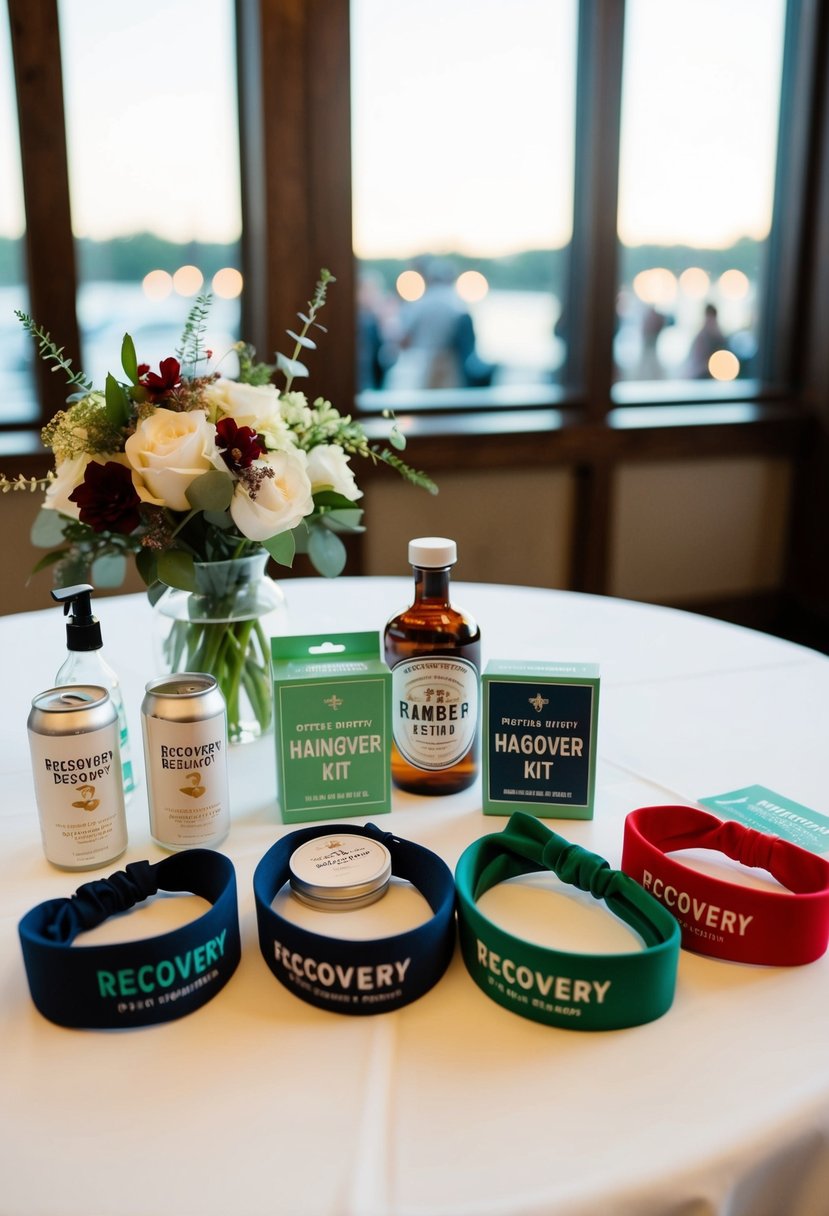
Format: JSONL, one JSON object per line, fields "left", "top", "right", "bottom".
{"left": 144, "top": 673, "right": 218, "bottom": 698}
{"left": 289, "top": 834, "right": 392, "bottom": 911}
{"left": 31, "top": 685, "right": 109, "bottom": 712}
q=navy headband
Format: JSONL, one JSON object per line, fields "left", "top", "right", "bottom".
{"left": 18, "top": 850, "right": 240, "bottom": 1029}
{"left": 253, "top": 823, "right": 456, "bottom": 1014}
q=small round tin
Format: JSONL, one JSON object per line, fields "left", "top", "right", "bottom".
{"left": 289, "top": 834, "right": 392, "bottom": 911}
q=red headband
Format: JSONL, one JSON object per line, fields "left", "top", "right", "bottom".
{"left": 621, "top": 805, "right": 829, "bottom": 966}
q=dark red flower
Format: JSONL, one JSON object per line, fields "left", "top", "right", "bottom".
{"left": 216, "top": 417, "right": 266, "bottom": 472}
{"left": 69, "top": 460, "right": 142, "bottom": 534}
{"left": 139, "top": 356, "right": 182, "bottom": 398}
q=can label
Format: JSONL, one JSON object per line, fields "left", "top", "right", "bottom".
{"left": 391, "top": 656, "right": 478, "bottom": 771}
{"left": 144, "top": 716, "right": 229, "bottom": 848}
{"left": 28, "top": 723, "right": 127, "bottom": 869}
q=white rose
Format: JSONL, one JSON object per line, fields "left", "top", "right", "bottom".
{"left": 125, "top": 408, "right": 223, "bottom": 511}
{"left": 44, "top": 452, "right": 132, "bottom": 518}
{"left": 230, "top": 448, "right": 314, "bottom": 542}
{"left": 305, "top": 444, "right": 363, "bottom": 501}
{"left": 43, "top": 453, "right": 89, "bottom": 519}
{"left": 204, "top": 378, "right": 291, "bottom": 451}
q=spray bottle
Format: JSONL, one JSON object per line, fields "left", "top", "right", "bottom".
{"left": 51, "top": 584, "right": 136, "bottom": 801}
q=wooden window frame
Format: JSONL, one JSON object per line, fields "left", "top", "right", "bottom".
{"left": 4, "top": 0, "right": 828, "bottom": 635}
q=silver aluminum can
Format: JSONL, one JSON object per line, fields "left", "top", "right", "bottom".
{"left": 27, "top": 685, "right": 127, "bottom": 871}
{"left": 141, "top": 673, "right": 230, "bottom": 850}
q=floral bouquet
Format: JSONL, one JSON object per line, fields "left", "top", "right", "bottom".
{"left": 5, "top": 271, "right": 436, "bottom": 741}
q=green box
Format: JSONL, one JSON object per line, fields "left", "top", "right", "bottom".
{"left": 271, "top": 631, "right": 392, "bottom": 823}
{"left": 482, "top": 659, "right": 600, "bottom": 819}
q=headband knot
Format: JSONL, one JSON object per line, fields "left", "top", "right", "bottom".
{"left": 47, "top": 860, "right": 159, "bottom": 944}
{"left": 718, "top": 820, "right": 778, "bottom": 874}
{"left": 542, "top": 836, "right": 616, "bottom": 901}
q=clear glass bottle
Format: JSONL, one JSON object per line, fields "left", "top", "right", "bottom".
{"left": 52, "top": 585, "right": 136, "bottom": 801}
{"left": 384, "top": 537, "right": 481, "bottom": 795}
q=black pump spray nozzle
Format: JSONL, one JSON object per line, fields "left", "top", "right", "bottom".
{"left": 51, "top": 584, "right": 103, "bottom": 652}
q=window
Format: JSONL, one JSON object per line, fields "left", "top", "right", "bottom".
{"left": 0, "top": 2, "right": 36, "bottom": 434}
{"left": 351, "top": 0, "right": 791, "bottom": 411}
{"left": 614, "top": 0, "right": 787, "bottom": 391}
{"left": 351, "top": 0, "right": 578, "bottom": 404}
{"left": 56, "top": 0, "right": 243, "bottom": 387}
{"left": 0, "top": 0, "right": 818, "bottom": 439}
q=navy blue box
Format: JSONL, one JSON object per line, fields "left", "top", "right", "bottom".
{"left": 482, "top": 660, "right": 600, "bottom": 819}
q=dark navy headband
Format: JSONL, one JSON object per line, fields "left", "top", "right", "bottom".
{"left": 18, "top": 851, "right": 240, "bottom": 1029}
{"left": 253, "top": 823, "right": 456, "bottom": 1014}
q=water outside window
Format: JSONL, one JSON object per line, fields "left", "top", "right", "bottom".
{"left": 351, "top": 0, "right": 578, "bottom": 401}
{"left": 0, "top": 5, "right": 37, "bottom": 433}
{"left": 614, "top": 0, "right": 787, "bottom": 390}
{"left": 57, "top": 0, "right": 243, "bottom": 388}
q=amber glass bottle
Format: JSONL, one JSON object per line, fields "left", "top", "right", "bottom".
{"left": 384, "top": 537, "right": 481, "bottom": 795}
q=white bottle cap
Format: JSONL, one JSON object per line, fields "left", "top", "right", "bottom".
{"left": 408, "top": 537, "right": 457, "bottom": 568}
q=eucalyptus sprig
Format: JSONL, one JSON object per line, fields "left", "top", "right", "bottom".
{"left": 14, "top": 311, "right": 92, "bottom": 393}
{"left": 277, "top": 268, "right": 336, "bottom": 392}
{"left": 0, "top": 472, "right": 55, "bottom": 494}
{"left": 371, "top": 446, "right": 438, "bottom": 494}
{"left": 176, "top": 292, "right": 214, "bottom": 375}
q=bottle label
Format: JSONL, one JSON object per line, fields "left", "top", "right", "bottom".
{"left": 392, "top": 656, "right": 479, "bottom": 771}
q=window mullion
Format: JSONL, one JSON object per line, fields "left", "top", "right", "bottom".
{"left": 8, "top": 0, "right": 80, "bottom": 423}
{"left": 761, "top": 0, "right": 822, "bottom": 387}
{"left": 565, "top": 0, "right": 625, "bottom": 419}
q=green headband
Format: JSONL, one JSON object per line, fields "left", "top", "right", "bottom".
{"left": 455, "top": 813, "right": 680, "bottom": 1031}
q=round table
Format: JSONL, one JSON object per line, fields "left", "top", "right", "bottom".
{"left": 2, "top": 577, "right": 829, "bottom": 1216}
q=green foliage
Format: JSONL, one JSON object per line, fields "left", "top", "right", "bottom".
{"left": 105, "top": 373, "right": 131, "bottom": 427}
{"left": 91, "top": 551, "right": 127, "bottom": 588}
{"left": 185, "top": 469, "right": 235, "bottom": 513}
{"left": 14, "top": 311, "right": 92, "bottom": 392}
{"left": 373, "top": 447, "right": 438, "bottom": 494}
{"left": 263, "top": 530, "right": 296, "bottom": 567}
{"left": 176, "top": 293, "right": 213, "bottom": 374}
{"left": 41, "top": 391, "right": 125, "bottom": 460}
{"left": 121, "top": 333, "right": 139, "bottom": 384}
{"left": 29, "top": 509, "right": 143, "bottom": 589}
{"left": 307, "top": 524, "right": 347, "bottom": 578}
{"left": 157, "top": 549, "right": 197, "bottom": 592}
{"left": 235, "top": 342, "right": 277, "bottom": 386}
{"left": 278, "top": 269, "right": 336, "bottom": 393}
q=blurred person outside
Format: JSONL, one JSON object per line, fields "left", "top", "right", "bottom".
{"left": 685, "top": 302, "right": 726, "bottom": 378}
{"left": 637, "top": 304, "right": 673, "bottom": 378}
{"left": 357, "top": 270, "right": 396, "bottom": 390}
{"left": 385, "top": 258, "right": 493, "bottom": 390}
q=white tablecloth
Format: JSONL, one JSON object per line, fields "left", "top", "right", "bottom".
{"left": 2, "top": 577, "right": 829, "bottom": 1216}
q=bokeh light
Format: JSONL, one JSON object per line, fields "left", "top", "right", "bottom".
{"left": 396, "top": 270, "right": 426, "bottom": 302}
{"left": 709, "top": 349, "right": 740, "bottom": 380}
{"left": 173, "top": 264, "right": 204, "bottom": 296}
{"left": 632, "top": 267, "right": 677, "bottom": 307}
{"left": 718, "top": 269, "right": 750, "bottom": 300}
{"left": 679, "top": 267, "right": 710, "bottom": 298}
{"left": 456, "top": 270, "right": 489, "bottom": 303}
{"left": 212, "top": 267, "right": 244, "bottom": 299}
{"left": 142, "top": 269, "right": 173, "bottom": 301}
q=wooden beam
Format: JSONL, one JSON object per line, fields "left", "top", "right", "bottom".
{"left": 8, "top": 0, "right": 80, "bottom": 421}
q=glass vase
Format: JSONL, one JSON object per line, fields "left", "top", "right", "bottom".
{"left": 153, "top": 552, "right": 285, "bottom": 744}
